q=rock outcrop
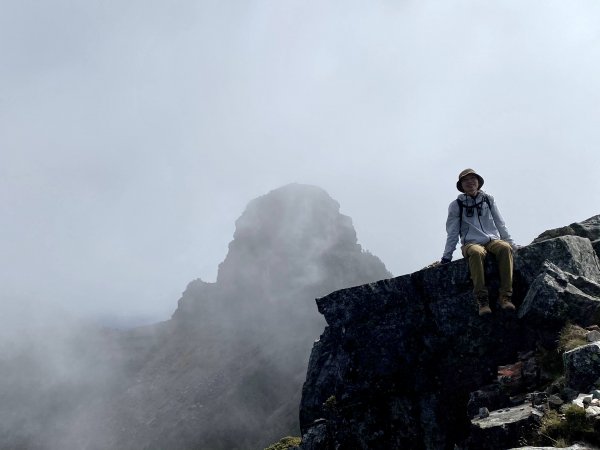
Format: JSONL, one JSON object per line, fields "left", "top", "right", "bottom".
{"left": 298, "top": 215, "right": 600, "bottom": 449}
{"left": 564, "top": 343, "right": 600, "bottom": 392}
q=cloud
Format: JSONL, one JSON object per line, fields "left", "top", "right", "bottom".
{"left": 0, "top": 1, "right": 599, "bottom": 320}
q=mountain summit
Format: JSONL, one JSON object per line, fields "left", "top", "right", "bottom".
{"left": 220, "top": 183, "right": 381, "bottom": 290}
{"left": 176, "top": 183, "right": 389, "bottom": 320}
{"left": 173, "top": 184, "right": 391, "bottom": 334}
{"left": 125, "top": 184, "right": 391, "bottom": 450}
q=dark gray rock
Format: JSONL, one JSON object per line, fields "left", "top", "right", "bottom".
{"left": 466, "top": 405, "right": 542, "bottom": 450}
{"left": 561, "top": 387, "right": 580, "bottom": 402}
{"left": 528, "top": 391, "right": 548, "bottom": 406}
{"left": 548, "top": 394, "right": 563, "bottom": 409}
{"left": 299, "top": 219, "right": 600, "bottom": 450}
{"left": 564, "top": 343, "right": 600, "bottom": 392}
{"left": 515, "top": 235, "right": 600, "bottom": 286}
{"left": 532, "top": 213, "right": 600, "bottom": 263}
{"left": 518, "top": 261, "right": 600, "bottom": 328}
{"left": 588, "top": 330, "right": 600, "bottom": 342}
{"left": 315, "top": 274, "right": 418, "bottom": 330}
{"left": 467, "top": 385, "right": 510, "bottom": 419}
{"left": 533, "top": 214, "right": 600, "bottom": 244}
{"left": 300, "top": 275, "right": 428, "bottom": 449}
{"left": 298, "top": 422, "right": 329, "bottom": 450}
{"left": 301, "top": 268, "right": 527, "bottom": 447}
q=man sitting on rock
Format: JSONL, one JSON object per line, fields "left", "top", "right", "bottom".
{"left": 441, "top": 168, "right": 518, "bottom": 315}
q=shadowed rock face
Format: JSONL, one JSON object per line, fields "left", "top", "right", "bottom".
{"left": 299, "top": 215, "right": 600, "bottom": 450}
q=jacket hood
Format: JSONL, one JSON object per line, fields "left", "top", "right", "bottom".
{"left": 456, "top": 190, "right": 485, "bottom": 201}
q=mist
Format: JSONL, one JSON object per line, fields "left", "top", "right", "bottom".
{"left": 0, "top": 307, "right": 128, "bottom": 448}
{"left": 1, "top": 1, "right": 600, "bottom": 448}
{"left": 0, "top": 184, "right": 392, "bottom": 449}
{"left": 2, "top": 1, "right": 599, "bottom": 322}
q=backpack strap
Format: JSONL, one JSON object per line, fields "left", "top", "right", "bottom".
{"left": 456, "top": 198, "right": 464, "bottom": 231}
{"left": 483, "top": 193, "right": 491, "bottom": 209}
{"left": 456, "top": 193, "right": 492, "bottom": 234}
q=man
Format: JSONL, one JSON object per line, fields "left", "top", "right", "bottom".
{"left": 441, "top": 169, "right": 518, "bottom": 316}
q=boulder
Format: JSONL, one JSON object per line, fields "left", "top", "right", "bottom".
{"left": 572, "top": 394, "right": 600, "bottom": 418}
{"left": 515, "top": 235, "right": 600, "bottom": 286}
{"left": 533, "top": 214, "right": 600, "bottom": 244}
{"left": 518, "top": 261, "right": 600, "bottom": 329}
{"left": 587, "top": 330, "right": 600, "bottom": 343}
{"left": 564, "top": 343, "right": 600, "bottom": 392}
{"left": 467, "top": 385, "right": 510, "bottom": 419}
{"left": 466, "top": 405, "right": 543, "bottom": 450}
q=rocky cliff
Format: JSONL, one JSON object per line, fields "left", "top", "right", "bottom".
{"left": 297, "top": 215, "right": 600, "bottom": 450}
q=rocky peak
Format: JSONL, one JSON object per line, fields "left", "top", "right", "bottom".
{"left": 216, "top": 183, "right": 378, "bottom": 297}
{"left": 173, "top": 183, "right": 390, "bottom": 323}
{"left": 136, "top": 184, "right": 391, "bottom": 449}
{"left": 297, "top": 215, "right": 600, "bottom": 450}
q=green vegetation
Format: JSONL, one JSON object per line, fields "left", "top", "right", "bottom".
{"left": 530, "top": 324, "right": 600, "bottom": 448}
{"left": 535, "top": 404, "right": 600, "bottom": 447}
{"left": 324, "top": 395, "right": 337, "bottom": 411}
{"left": 558, "top": 324, "right": 588, "bottom": 353}
{"left": 264, "top": 436, "right": 301, "bottom": 450}
{"left": 538, "top": 323, "right": 589, "bottom": 380}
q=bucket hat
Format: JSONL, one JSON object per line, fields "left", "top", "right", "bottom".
{"left": 456, "top": 168, "right": 484, "bottom": 192}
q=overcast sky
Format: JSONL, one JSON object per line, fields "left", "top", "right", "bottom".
{"left": 2, "top": 0, "right": 599, "bottom": 324}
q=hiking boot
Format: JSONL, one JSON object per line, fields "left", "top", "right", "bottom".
{"left": 499, "top": 295, "right": 516, "bottom": 311}
{"left": 477, "top": 295, "right": 492, "bottom": 316}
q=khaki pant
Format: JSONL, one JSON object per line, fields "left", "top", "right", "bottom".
{"left": 462, "top": 240, "right": 513, "bottom": 298}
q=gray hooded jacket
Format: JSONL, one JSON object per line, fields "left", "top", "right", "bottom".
{"left": 442, "top": 190, "right": 515, "bottom": 261}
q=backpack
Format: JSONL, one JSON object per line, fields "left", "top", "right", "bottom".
{"left": 457, "top": 193, "right": 492, "bottom": 231}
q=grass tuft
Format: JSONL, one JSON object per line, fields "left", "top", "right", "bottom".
{"left": 535, "top": 404, "right": 599, "bottom": 448}
{"left": 558, "top": 324, "right": 588, "bottom": 353}
{"left": 264, "top": 436, "right": 302, "bottom": 450}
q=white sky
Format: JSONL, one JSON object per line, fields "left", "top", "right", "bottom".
{"left": 2, "top": 0, "right": 599, "bottom": 323}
